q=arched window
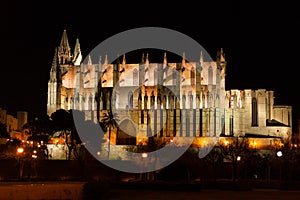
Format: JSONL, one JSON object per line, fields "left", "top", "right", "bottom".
{"left": 128, "top": 91, "right": 133, "bottom": 109}
{"left": 163, "top": 95, "right": 167, "bottom": 109}
{"left": 81, "top": 96, "right": 85, "bottom": 110}
{"left": 229, "top": 115, "right": 233, "bottom": 135}
{"left": 208, "top": 66, "right": 213, "bottom": 85}
{"left": 182, "top": 94, "right": 186, "bottom": 109}
{"left": 189, "top": 91, "right": 193, "bottom": 109}
{"left": 252, "top": 97, "right": 258, "bottom": 126}
{"left": 157, "top": 89, "right": 161, "bottom": 108}
{"left": 150, "top": 91, "right": 155, "bottom": 108}
{"left": 70, "top": 97, "right": 75, "bottom": 109}
{"left": 186, "top": 110, "right": 190, "bottom": 137}
{"left": 221, "top": 114, "right": 225, "bottom": 135}
{"left": 144, "top": 93, "right": 148, "bottom": 109}
{"left": 65, "top": 96, "right": 69, "bottom": 110}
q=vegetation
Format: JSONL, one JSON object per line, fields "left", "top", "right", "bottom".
{"left": 100, "top": 110, "right": 119, "bottom": 160}
{"left": 0, "top": 123, "right": 10, "bottom": 139}
{"left": 2, "top": 107, "right": 300, "bottom": 184}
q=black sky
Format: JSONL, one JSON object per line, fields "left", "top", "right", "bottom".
{"left": 1, "top": 0, "right": 300, "bottom": 128}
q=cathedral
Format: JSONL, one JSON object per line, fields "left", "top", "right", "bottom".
{"left": 47, "top": 30, "right": 292, "bottom": 152}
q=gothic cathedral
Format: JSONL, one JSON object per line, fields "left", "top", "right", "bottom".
{"left": 47, "top": 30, "right": 292, "bottom": 149}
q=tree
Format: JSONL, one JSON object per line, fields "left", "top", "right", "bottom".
{"left": 219, "top": 136, "right": 250, "bottom": 182}
{"left": 50, "top": 109, "right": 83, "bottom": 160}
{"left": 101, "top": 110, "right": 119, "bottom": 160}
{"left": 259, "top": 152, "right": 275, "bottom": 183}
{"left": 134, "top": 137, "right": 167, "bottom": 182}
{"left": 22, "top": 114, "right": 53, "bottom": 159}
{"left": 201, "top": 146, "right": 223, "bottom": 182}
{"left": 275, "top": 142, "right": 299, "bottom": 182}
{"left": 0, "top": 123, "right": 10, "bottom": 139}
{"left": 0, "top": 138, "right": 21, "bottom": 159}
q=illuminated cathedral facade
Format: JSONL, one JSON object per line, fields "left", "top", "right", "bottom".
{"left": 47, "top": 30, "right": 292, "bottom": 151}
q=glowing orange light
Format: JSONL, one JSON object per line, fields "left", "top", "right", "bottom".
{"left": 224, "top": 140, "right": 229, "bottom": 146}
{"left": 17, "top": 147, "right": 24, "bottom": 154}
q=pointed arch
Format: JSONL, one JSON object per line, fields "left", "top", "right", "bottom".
{"left": 208, "top": 66, "right": 213, "bottom": 85}
{"left": 252, "top": 97, "right": 258, "bottom": 126}
{"left": 81, "top": 95, "right": 85, "bottom": 110}
{"left": 128, "top": 91, "right": 133, "bottom": 109}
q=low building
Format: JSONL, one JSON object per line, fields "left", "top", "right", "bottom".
{"left": 0, "top": 108, "right": 28, "bottom": 141}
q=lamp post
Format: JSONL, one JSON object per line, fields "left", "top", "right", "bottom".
{"left": 17, "top": 147, "right": 24, "bottom": 180}
{"left": 277, "top": 150, "right": 283, "bottom": 182}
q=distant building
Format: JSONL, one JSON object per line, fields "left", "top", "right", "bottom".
{"left": 47, "top": 30, "right": 292, "bottom": 155}
{"left": 0, "top": 108, "right": 28, "bottom": 141}
{"left": 291, "top": 119, "right": 300, "bottom": 148}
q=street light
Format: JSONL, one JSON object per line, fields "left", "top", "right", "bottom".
{"left": 277, "top": 151, "right": 283, "bottom": 157}
{"left": 17, "top": 147, "right": 24, "bottom": 154}
{"left": 142, "top": 152, "right": 148, "bottom": 158}
{"left": 277, "top": 150, "right": 283, "bottom": 182}
{"left": 16, "top": 147, "right": 24, "bottom": 180}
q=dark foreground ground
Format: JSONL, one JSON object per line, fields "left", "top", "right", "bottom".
{"left": 108, "top": 189, "right": 300, "bottom": 200}
{"left": 2, "top": 181, "right": 300, "bottom": 200}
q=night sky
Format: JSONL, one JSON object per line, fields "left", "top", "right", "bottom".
{"left": 1, "top": 1, "right": 300, "bottom": 129}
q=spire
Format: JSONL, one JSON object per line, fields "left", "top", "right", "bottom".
{"left": 58, "top": 29, "right": 71, "bottom": 64}
{"left": 217, "top": 48, "right": 225, "bottom": 63}
{"left": 122, "top": 54, "right": 126, "bottom": 65}
{"left": 145, "top": 53, "right": 149, "bottom": 65}
{"left": 200, "top": 51, "right": 203, "bottom": 65}
{"left": 59, "top": 29, "right": 70, "bottom": 53}
{"left": 104, "top": 54, "right": 108, "bottom": 65}
{"left": 220, "top": 48, "right": 225, "bottom": 62}
{"left": 87, "top": 54, "right": 92, "bottom": 65}
{"left": 73, "top": 38, "right": 82, "bottom": 65}
{"left": 163, "top": 52, "right": 167, "bottom": 66}
{"left": 99, "top": 55, "right": 102, "bottom": 64}
{"left": 182, "top": 52, "right": 186, "bottom": 66}
{"left": 98, "top": 55, "right": 102, "bottom": 73}
{"left": 141, "top": 53, "right": 145, "bottom": 63}
{"left": 51, "top": 48, "right": 58, "bottom": 69}
{"left": 50, "top": 48, "right": 58, "bottom": 82}
{"left": 73, "top": 38, "right": 80, "bottom": 55}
